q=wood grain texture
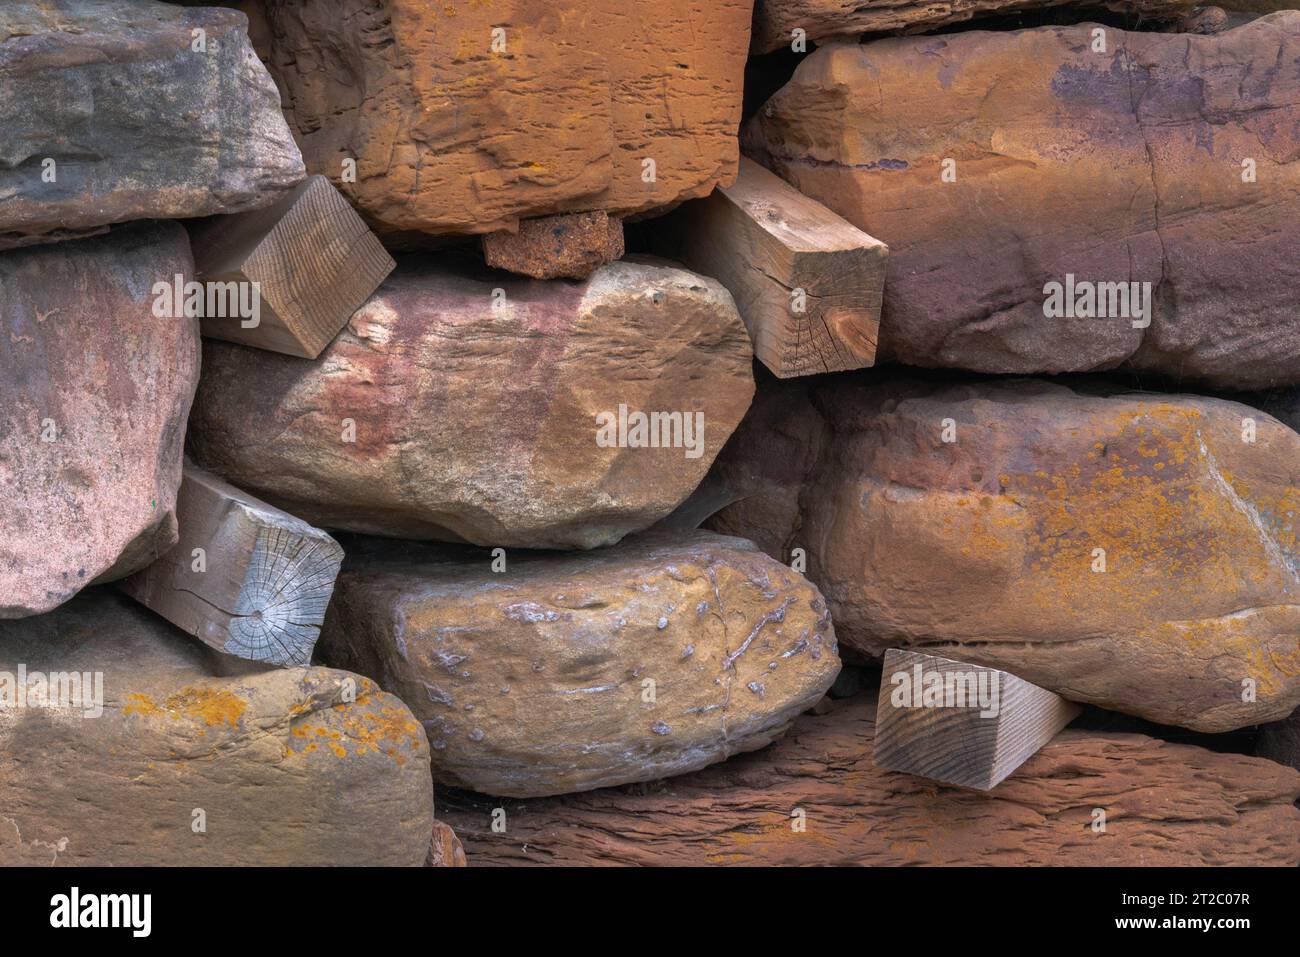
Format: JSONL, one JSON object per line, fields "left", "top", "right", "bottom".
{"left": 438, "top": 691, "right": 1300, "bottom": 866}
{"left": 675, "top": 157, "right": 884, "bottom": 377}
{"left": 189, "top": 174, "right": 394, "bottom": 358}
{"left": 874, "top": 648, "right": 1080, "bottom": 789}
{"left": 119, "top": 464, "right": 343, "bottom": 666}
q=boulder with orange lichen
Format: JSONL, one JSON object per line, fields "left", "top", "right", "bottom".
{"left": 0, "top": 589, "right": 434, "bottom": 866}
{"left": 705, "top": 376, "right": 1300, "bottom": 732}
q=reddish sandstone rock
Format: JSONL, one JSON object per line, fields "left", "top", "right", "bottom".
{"left": 438, "top": 692, "right": 1300, "bottom": 865}
{"left": 188, "top": 259, "right": 754, "bottom": 549}
{"left": 251, "top": 0, "right": 752, "bottom": 239}
{"left": 318, "top": 531, "right": 839, "bottom": 797}
{"left": 0, "top": 0, "right": 304, "bottom": 250}
{"left": 744, "top": 15, "right": 1300, "bottom": 389}
{"left": 427, "top": 821, "right": 468, "bottom": 867}
{"left": 706, "top": 376, "right": 1300, "bottom": 732}
{"left": 749, "top": 0, "right": 1195, "bottom": 53}
{"left": 1, "top": 223, "right": 199, "bottom": 618}
{"left": 0, "top": 590, "right": 434, "bottom": 866}
{"left": 483, "top": 211, "right": 624, "bottom": 280}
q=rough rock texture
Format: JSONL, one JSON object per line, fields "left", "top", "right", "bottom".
{"left": 0, "top": 590, "right": 434, "bottom": 866}
{"left": 483, "top": 211, "right": 624, "bottom": 280}
{"left": 744, "top": 15, "right": 1300, "bottom": 390}
{"left": 427, "top": 820, "right": 468, "bottom": 867}
{"left": 750, "top": 0, "right": 1195, "bottom": 53}
{"left": 0, "top": 0, "right": 304, "bottom": 250}
{"left": 318, "top": 531, "right": 839, "bottom": 797}
{"left": 438, "top": 692, "right": 1300, "bottom": 865}
{"left": 1, "top": 223, "right": 199, "bottom": 618}
{"left": 188, "top": 259, "right": 755, "bottom": 549}
{"left": 706, "top": 377, "right": 1300, "bottom": 732}
{"left": 250, "top": 0, "right": 751, "bottom": 237}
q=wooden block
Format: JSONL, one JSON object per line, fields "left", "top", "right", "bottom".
{"left": 187, "top": 174, "right": 394, "bottom": 358}
{"left": 873, "top": 648, "right": 1081, "bottom": 790}
{"left": 119, "top": 464, "right": 344, "bottom": 667}
{"left": 675, "top": 156, "right": 886, "bottom": 378}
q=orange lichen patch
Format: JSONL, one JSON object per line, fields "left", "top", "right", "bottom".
{"left": 122, "top": 688, "right": 247, "bottom": 727}
{"left": 288, "top": 702, "right": 423, "bottom": 765}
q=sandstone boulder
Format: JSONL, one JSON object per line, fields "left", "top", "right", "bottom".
{"left": 0, "top": 590, "right": 433, "bottom": 866}
{"left": 750, "top": 0, "right": 1195, "bottom": 53}
{"left": 438, "top": 691, "right": 1300, "bottom": 865}
{"left": 188, "top": 259, "right": 755, "bottom": 549}
{"left": 249, "top": 0, "right": 751, "bottom": 237}
{"left": 707, "top": 377, "right": 1300, "bottom": 732}
{"left": 483, "top": 211, "right": 624, "bottom": 281}
{"left": 0, "top": 0, "right": 304, "bottom": 250}
{"left": 744, "top": 15, "right": 1300, "bottom": 390}
{"left": 1, "top": 223, "right": 199, "bottom": 618}
{"left": 318, "top": 531, "right": 839, "bottom": 797}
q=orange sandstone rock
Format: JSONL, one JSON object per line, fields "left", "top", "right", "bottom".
{"left": 744, "top": 15, "right": 1300, "bottom": 389}
{"left": 253, "top": 0, "right": 753, "bottom": 238}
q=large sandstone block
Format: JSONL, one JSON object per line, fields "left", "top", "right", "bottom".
{"left": 0, "top": 590, "right": 434, "bottom": 866}
{"left": 438, "top": 692, "right": 1300, "bottom": 865}
{"left": 750, "top": 0, "right": 1195, "bottom": 53}
{"left": 0, "top": 0, "right": 304, "bottom": 250}
{"left": 744, "top": 14, "right": 1300, "bottom": 389}
{"left": 318, "top": 531, "right": 840, "bottom": 797}
{"left": 188, "top": 259, "right": 755, "bottom": 549}
{"left": 706, "top": 377, "right": 1300, "bottom": 732}
{"left": 250, "top": 0, "right": 752, "bottom": 237}
{"left": 1, "top": 223, "right": 200, "bottom": 618}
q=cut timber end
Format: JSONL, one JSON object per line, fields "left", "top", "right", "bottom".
{"left": 188, "top": 173, "right": 395, "bottom": 358}
{"left": 675, "top": 156, "right": 886, "bottom": 378}
{"left": 119, "top": 464, "right": 344, "bottom": 667}
{"left": 873, "top": 648, "right": 1081, "bottom": 790}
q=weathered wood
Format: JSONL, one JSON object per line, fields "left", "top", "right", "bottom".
{"left": 675, "top": 157, "right": 884, "bottom": 377}
{"left": 119, "top": 464, "right": 343, "bottom": 666}
{"left": 188, "top": 174, "right": 394, "bottom": 358}
{"left": 874, "top": 648, "right": 1081, "bottom": 789}
{"left": 437, "top": 692, "right": 1300, "bottom": 866}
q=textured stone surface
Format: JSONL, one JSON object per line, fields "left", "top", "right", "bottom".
{"left": 1, "top": 222, "right": 199, "bottom": 618}
{"left": 439, "top": 692, "right": 1300, "bottom": 865}
{"left": 0, "top": 590, "right": 434, "bottom": 866}
{"left": 744, "top": 15, "right": 1300, "bottom": 389}
{"left": 483, "top": 211, "right": 624, "bottom": 280}
{"left": 427, "top": 820, "right": 468, "bottom": 867}
{"left": 706, "top": 377, "right": 1300, "bottom": 732}
{"left": 318, "top": 531, "right": 839, "bottom": 797}
{"left": 250, "top": 0, "right": 751, "bottom": 237}
{"left": 0, "top": 0, "right": 304, "bottom": 250}
{"left": 189, "top": 259, "right": 755, "bottom": 549}
{"left": 750, "top": 0, "right": 1195, "bottom": 53}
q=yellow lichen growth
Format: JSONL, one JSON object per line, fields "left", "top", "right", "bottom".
{"left": 123, "top": 688, "right": 247, "bottom": 727}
